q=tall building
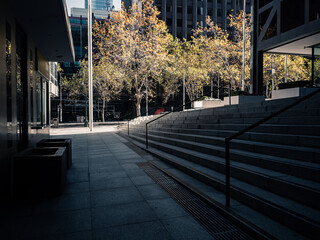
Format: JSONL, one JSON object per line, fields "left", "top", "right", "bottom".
{"left": 122, "top": 0, "right": 141, "bottom": 10}
{"left": 123, "top": 0, "right": 251, "bottom": 40}
{"left": 85, "top": 0, "right": 114, "bottom": 10}
{"left": 60, "top": 8, "right": 110, "bottom": 77}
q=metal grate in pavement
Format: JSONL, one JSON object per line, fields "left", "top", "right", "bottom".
{"left": 137, "top": 162, "right": 253, "bottom": 240}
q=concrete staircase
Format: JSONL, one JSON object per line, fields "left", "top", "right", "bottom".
{"left": 120, "top": 94, "right": 320, "bottom": 239}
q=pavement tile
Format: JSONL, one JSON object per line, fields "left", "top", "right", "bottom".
{"left": 90, "top": 176, "right": 134, "bottom": 191}
{"left": 90, "top": 186, "right": 143, "bottom": 207}
{"left": 67, "top": 169, "right": 89, "bottom": 183}
{"left": 147, "top": 198, "right": 188, "bottom": 220}
{"left": 8, "top": 126, "right": 217, "bottom": 240}
{"left": 35, "top": 231, "right": 92, "bottom": 240}
{"left": 137, "top": 184, "right": 170, "bottom": 200}
{"left": 93, "top": 220, "right": 172, "bottom": 240}
{"left": 89, "top": 165, "right": 122, "bottom": 173}
{"left": 29, "top": 192, "right": 90, "bottom": 214}
{"left": 92, "top": 201, "right": 157, "bottom": 229}
{"left": 130, "top": 175, "right": 155, "bottom": 186}
{"left": 10, "top": 209, "right": 92, "bottom": 238}
{"left": 89, "top": 171, "right": 128, "bottom": 181}
{"left": 65, "top": 182, "right": 90, "bottom": 194}
{"left": 162, "top": 215, "right": 213, "bottom": 240}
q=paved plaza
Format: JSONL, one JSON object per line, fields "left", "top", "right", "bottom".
{"left": 1, "top": 125, "right": 213, "bottom": 240}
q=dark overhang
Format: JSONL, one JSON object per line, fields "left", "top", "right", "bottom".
{"left": 10, "top": 0, "right": 75, "bottom": 62}
{"left": 264, "top": 23, "right": 320, "bottom": 57}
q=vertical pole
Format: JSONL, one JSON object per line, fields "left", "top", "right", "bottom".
{"left": 225, "top": 138, "right": 230, "bottom": 207}
{"left": 59, "top": 74, "right": 63, "bottom": 123}
{"left": 128, "top": 120, "right": 129, "bottom": 135}
{"left": 217, "top": 73, "right": 220, "bottom": 99}
{"left": 146, "top": 92, "right": 148, "bottom": 116}
{"left": 241, "top": 0, "right": 246, "bottom": 91}
{"left": 88, "top": 0, "right": 93, "bottom": 131}
{"left": 312, "top": 47, "right": 315, "bottom": 84}
{"left": 85, "top": 93, "right": 88, "bottom": 126}
{"left": 146, "top": 124, "right": 148, "bottom": 149}
{"left": 250, "top": 0, "right": 263, "bottom": 95}
{"left": 271, "top": 63, "right": 275, "bottom": 99}
{"left": 210, "top": 78, "right": 213, "bottom": 98}
{"left": 183, "top": 49, "right": 186, "bottom": 110}
{"left": 285, "top": 55, "right": 288, "bottom": 83}
{"left": 228, "top": 82, "right": 231, "bottom": 105}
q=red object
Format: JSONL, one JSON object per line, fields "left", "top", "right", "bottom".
{"left": 154, "top": 108, "right": 165, "bottom": 115}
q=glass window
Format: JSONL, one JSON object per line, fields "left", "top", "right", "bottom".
{"left": 166, "top": 18, "right": 172, "bottom": 26}
{"left": 36, "top": 75, "right": 41, "bottom": 123}
{"left": 259, "top": 0, "right": 273, "bottom": 8}
{"left": 281, "top": 0, "right": 305, "bottom": 33}
{"left": 6, "top": 22, "right": 12, "bottom": 123}
{"left": 42, "top": 79, "right": 47, "bottom": 125}
{"left": 166, "top": 5, "right": 172, "bottom": 12}
{"left": 263, "top": 12, "right": 277, "bottom": 40}
{"left": 6, "top": 22, "right": 12, "bottom": 148}
{"left": 217, "top": 9, "right": 222, "bottom": 17}
{"left": 259, "top": 7, "right": 272, "bottom": 34}
{"left": 30, "top": 50, "right": 34, "bottom": 124}
{"left": 309, "top": 0, "right": 320, "bottom": 21}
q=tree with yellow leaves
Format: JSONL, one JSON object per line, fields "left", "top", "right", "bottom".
{"left": 263, "top": 54, "right": 311, "bottom": 97}
{"left": 193, "top": 11, "right": 251, "bottom": 96}
{"left": 94, "top": 60, "right": 125, "bottom": 122}
{"left": 93, "top": 0, "right": 173, "bottom": 117}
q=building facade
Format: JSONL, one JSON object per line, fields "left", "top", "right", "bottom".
{"left": 0, "top": 0, "right": 74, "bottom": 197}
{"left": 123, "top": 0, "right": 251, "bottom": 39}
{"left": 60, "top": 8, "right": 110, "bottom": 78}
{"left": 85, "top": 0, "right": 114, "bottom": 10}
{"left": 250, "top": 0, "right": 320, "bottom": 94}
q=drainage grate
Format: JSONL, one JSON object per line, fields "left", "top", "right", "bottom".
{"left": 137, "top": 162, "right": 253, "bottom": 240}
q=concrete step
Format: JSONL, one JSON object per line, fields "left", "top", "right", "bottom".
{"left": 197, "top": 123, "right": 320, "bottom": 136}
{"left": 148, "top": 123, "right": 320, "bottom": 136}
{"left": 150, "top": 159, "right": 310, "bottom": 240}
{"left": 156, "top": 115, "right": 320, "bottom": 126}
{"left": 146, "top": 130, "right": 320, "bottom": 168}
{"left": 140, "top": 131, "right": 320, "bottom": 181}
{"left": 131, "top": 134, "right": 320, "bottom": 210}
{"left": 148, "top": 126, "right": 320, "bottom": 148}
{"left": 128, "top": 138, "right": 320, "bottom": 240}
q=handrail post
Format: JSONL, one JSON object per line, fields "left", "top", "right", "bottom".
{"left": 225, "top": 138, "right": 230, "bottom": 207}
{"left": 127, "top": 120, "right": 129, "bottom": 136}
{"left": 146, "top": 123, "right": 148, "bottom": 149}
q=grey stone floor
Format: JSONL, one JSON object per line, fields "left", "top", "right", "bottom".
{"left": 1, "top": 125, "right": 213, "bottom": 240}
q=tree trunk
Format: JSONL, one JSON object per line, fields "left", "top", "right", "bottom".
{"left": 135, "top": 96, "right": 142, "bottom": 117}
{"left": 146, "top": 93, "right": 148, "bottom": 116}
{"left": 102, "top": 98, "right": 105, "bottom": 122}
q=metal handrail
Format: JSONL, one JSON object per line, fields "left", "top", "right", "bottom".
{"left": 146, "top": 90, "right": 220, "bottom": 148}
{"left": 224, "top": 88, "right": 320, "bottom": 207}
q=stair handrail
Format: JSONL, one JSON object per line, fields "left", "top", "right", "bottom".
{"left": 146, "top": 90, "right": 220, "bottom": 148}
{"left": 121, "top": 108, "right": 136, "bottom": 136}
{"left": 224, "top": 88, "right": 320, "bottom": 207}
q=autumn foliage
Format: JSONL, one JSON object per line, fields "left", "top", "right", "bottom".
{"left": 62, "top": 0, "right": 314, "bottom": 119}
